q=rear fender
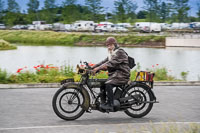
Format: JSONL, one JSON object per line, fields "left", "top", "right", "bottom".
{"left": 123, "top": 82, "right": 157, "bottom": 101}
{"left": 63, "top": 82, "right": 90, "bottom": 111}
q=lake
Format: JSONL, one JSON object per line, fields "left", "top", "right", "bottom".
{"left": 0, "top": 46, "right": 200, "bottom": 81}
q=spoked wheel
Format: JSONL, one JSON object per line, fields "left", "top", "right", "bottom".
{"left": 123, "top": 83, "right": 154, "bottom": 118}
{"left": 52, "top": 86, "right": 85, "bottom": 120}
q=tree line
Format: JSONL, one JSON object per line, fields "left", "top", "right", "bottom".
{"left": 0, "top": 0, "right": 200, "bottom": 26}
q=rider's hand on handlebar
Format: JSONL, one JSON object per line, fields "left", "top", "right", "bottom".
{"left": 92, "top": 68, "right": 98, "bottom": 75}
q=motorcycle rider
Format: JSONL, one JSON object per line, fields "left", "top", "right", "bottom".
{"left": 92, "top": 37, "right": 130, "bottom": 111}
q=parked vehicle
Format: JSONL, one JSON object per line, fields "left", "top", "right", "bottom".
{"left": 95, "top": 24, "right": 128, "bottom": 32}
{"left": 135, "top": 22, "right": 161, "bottom": 33}
{"left": 117, "top": 23, "right": 133, "bottom": 28}
{"left": 99, "top": 21, "right": 113, "bottom": 25}
{"left": 52, "top": 62, "right": 158, "bottom": 120}
{"left": 65, "top": 24, "right": 73, "bottom": 31}
{"left": 27, "top": 24, "right": 35, "bottom": 30}
{"left": 52, "top": 23, "right": 65, "bottom": 31}
{"left": 72, "top": 21, "right": 95, "bottom": 32}
{"left": 0, "top": 24, "right": 6, "bottom": 30}
{"left": 11, "top": 25, "right": 28, "bottom": 30}
{"left": 32, "top": 21, "right": 46, "bottom": 25}
{"left": 160, "top": 23, "right": 171, "bottom": 30}
{"left": 170, "top": 23, "right": 190, "bottom": 29}
{"left": 35, "top": 24, "right": 52, "bottom": 30}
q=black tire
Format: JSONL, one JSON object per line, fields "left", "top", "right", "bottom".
{"left": 123, "top": 83, "right": 154, "bottom": 118}
{"left": 52, "top": 86, "right": 85, "bottom": 120}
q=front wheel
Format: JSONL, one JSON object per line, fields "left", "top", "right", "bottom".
{"left": 123, "top": 83, "right": 154, "bottom": 118}
{"left": 52, "top": 85, "right": 85, "bottom": 120}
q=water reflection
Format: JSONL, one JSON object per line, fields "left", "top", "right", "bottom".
{"left": 0, "top": 46, "right": 199, "bottom": 81}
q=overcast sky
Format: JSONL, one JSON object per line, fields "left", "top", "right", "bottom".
{"left": 4, "top": 0, "right": 199, "bottom": 16}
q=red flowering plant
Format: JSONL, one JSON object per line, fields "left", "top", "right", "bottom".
{"left": 33, "top": 64, "right": 59, "bottom": 75}
{"left": 146, "top": 63, "right": 176, "bottom": 81}
{"left": 16, "top": 66, "right": 28, "bottom": 73}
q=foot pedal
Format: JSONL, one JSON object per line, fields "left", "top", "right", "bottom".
{"left": 86, "top": 110, "right": 92, "bottom": 113}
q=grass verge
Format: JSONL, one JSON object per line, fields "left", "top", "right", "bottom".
{"left": 0, "top": 30, "right": 165, "bottom": 46}
{"left": 0, "top": 39, "right": 17, "bottom": 50}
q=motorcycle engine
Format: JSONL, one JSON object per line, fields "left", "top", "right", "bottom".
{"left": 113, "top": 100, "right": 120, "bottom": 111}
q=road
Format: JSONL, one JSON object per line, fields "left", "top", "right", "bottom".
{"left": 0, "top": 86, "right": 200, "bottom": 133}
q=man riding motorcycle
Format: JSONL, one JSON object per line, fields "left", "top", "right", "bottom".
{"left": 92, "top": 37, "right": 130, "bottom": 111}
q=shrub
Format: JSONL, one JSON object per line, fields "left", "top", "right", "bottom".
{"left": 180, "top": 71, "right": 189, "bottom": 81}
{"left": 0, "top": 68, "right": 9, "bottom": 83}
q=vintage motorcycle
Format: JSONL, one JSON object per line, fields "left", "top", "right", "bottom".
{"left": 52, "top": 62, "right": 159, "bottom": 120}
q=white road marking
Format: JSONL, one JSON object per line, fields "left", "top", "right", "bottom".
{"left": 0, "top": 122, "right": 199, "bottom": 131}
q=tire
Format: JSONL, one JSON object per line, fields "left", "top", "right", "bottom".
{"left": 52, "top": 86, "right": 85, "bottom": 120}
{"left": 123, "top": 83, "right": 154, "bottom": 118}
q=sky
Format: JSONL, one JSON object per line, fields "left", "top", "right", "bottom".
{"left": 3, "top": 0, "right": 199, "bottom": 17}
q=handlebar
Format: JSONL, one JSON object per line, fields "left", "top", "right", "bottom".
{"left": 76, "top": 61, "right": 94, "bottom": 75}
{"left": 83, "top": 62, "right": 92, "bottom": 69}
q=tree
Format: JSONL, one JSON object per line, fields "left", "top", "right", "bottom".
{"left": 0, "top": 0, "right": 4, "bottom": 22}
{"left": 159, "top": 2, "right": 171, "bottom": 22}
{"left": 44, "top": 0, "right": 56, "bottom": 9}
{"left": 42, "top": 0, "right": 57, "bottom": 23}
{"left": 137, "top": 10, "right": 148, "bottom": 19}
{"left": 143, "top": 0, "right": 160, "bottom": 22}
{"left": 197, "top": 2, "right": 200, "bottom": 21}
{"left": 114, "top": 0, "right": 137, "bottom": 22}
{"left": 62, "top": 5, "right": 81, "bottom": 23}
{"left": 169, "top": 0, "right": 190, "bottom": 22}
{"left": 7, "top": 0, "right": 20, "bottom": 13}
{"left": 85, "top": 0, "right": 104, "bottom": 21}
{"left": 0, "top": 0, "right": 4, "bottom": 12}
{"left": 27, "top": 0, "right": 40, "bottom": 22}
{"left": 62, "top": 0, "right": 77, "bottom": 6}
{"left": 27, "top": 0, "right": 39, "bottom": 13}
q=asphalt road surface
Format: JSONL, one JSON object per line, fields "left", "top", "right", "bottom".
{"left": 0, "top": 86, "right": 200, "bottom": 133}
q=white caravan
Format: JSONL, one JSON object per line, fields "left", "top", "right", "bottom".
{"left": 32, "top": 21, "right": 46, "bottom": 25}
{"left": 135, "top": 22, "right": 161, "bottom": 32}
{"left": 72, "top": 21, "right": 95, "bottom": 32}
{"left": 95, "top": 24, "right": 128, "bottom": 32}
{"left": 35, "top": 24, "right": 52, "bottom": 30}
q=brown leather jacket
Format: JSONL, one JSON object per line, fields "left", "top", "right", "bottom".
{"left": 93, "top": 48, "right": 130, "bottom": 85}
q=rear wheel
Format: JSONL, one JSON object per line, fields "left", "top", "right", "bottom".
{"left": 123, "top": 83, "right": 154, "bottom": 118}
{"left": 52, "top": 86, "right": 85, "bottom": 120}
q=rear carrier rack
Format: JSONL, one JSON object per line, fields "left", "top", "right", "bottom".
{"left": 135, "top": 71, "right": 155, "bottom": 88}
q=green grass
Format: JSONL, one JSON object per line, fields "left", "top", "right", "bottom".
{"left": 0, "top": 30, "right": 165, "bottom": 46}
{"left": 94, "top": 123, "right": 200, "bottom": 133}
{"left": 0, "top": 39, "right": 17, "bottom": 50}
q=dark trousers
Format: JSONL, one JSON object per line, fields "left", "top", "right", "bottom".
{"left": 100, "top": 84, "right": 114, "bottom": 105}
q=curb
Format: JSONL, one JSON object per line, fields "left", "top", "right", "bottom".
{"left": 0, "top": 81, "right": 200, "bottom": 89}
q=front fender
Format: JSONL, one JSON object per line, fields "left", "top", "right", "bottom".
{"left": 62, "top": 82, "right": 90, "bottom": 111}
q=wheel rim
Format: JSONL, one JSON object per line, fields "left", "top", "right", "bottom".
{"left": 54, "top": 88, "right": 85, "bottom": 119}
{"left": 125, "top": 86, "right": 151, "bottom": 115}
{"left": 59, "top": 92, "right": 80, "bottom": 113}
{"left": 129, "top": 90, "right": 147, "bottom": 111}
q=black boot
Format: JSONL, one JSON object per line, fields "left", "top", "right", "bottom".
{"left": 100, "top": 85, "right": 106, "bottom": 104}
{"left": 100, "top": 84, "right": 114, "bottom": 111}
{"left": 100, "top": 103, "right": 114, "bottom": 111}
